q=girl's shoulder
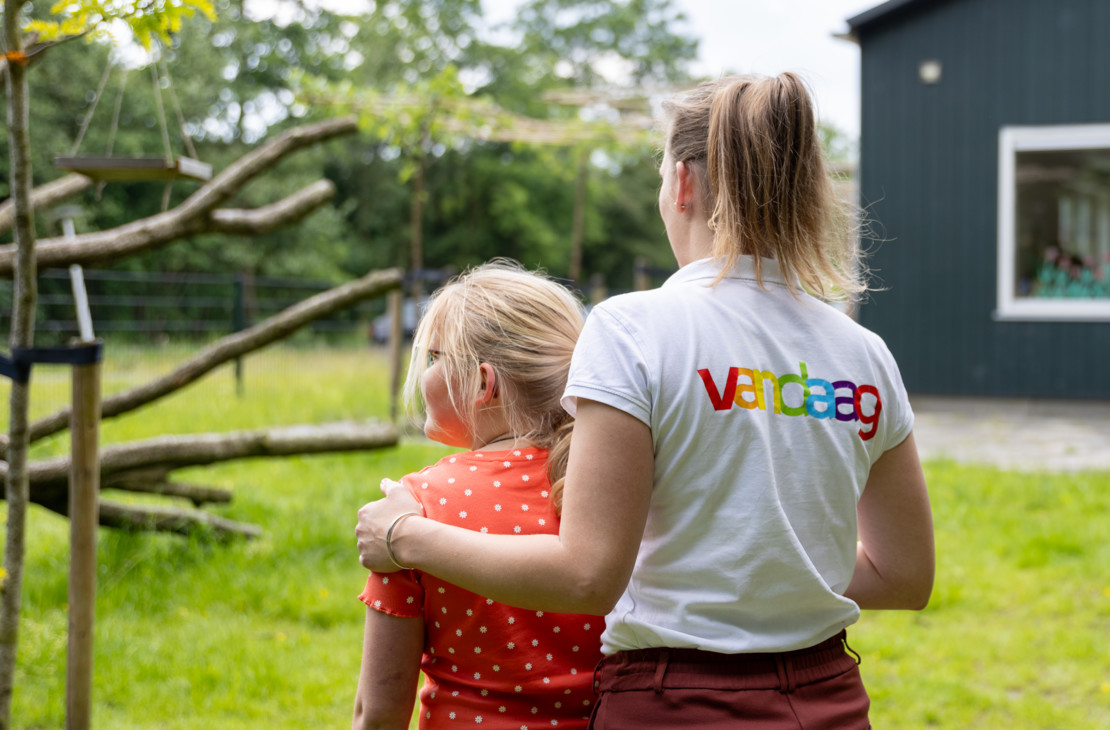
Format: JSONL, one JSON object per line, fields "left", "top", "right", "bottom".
{"left": 403, "top": 447, "right": 550, "bottom": 490}
{"left": 447, "top": 445, "right": 548, "bottom": 464}
{"left": 402, "top": 447, "right": 560, "bottom": 528}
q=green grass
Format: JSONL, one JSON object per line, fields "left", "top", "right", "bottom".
{"left": 2, "top": 347, "right": 1110, "bottom": 728}
{"left": 4, "top": 344, "right": 444, "bottom": 729}
{"left": 859, "top": 462, "right": 1110, "bottom": 729}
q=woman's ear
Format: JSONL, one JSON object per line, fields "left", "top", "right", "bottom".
{"left": 674, "top": 160, "right": 693, "bottom": 210}
{"left": 476, "top": 362, "right": 499, "bottom": 405}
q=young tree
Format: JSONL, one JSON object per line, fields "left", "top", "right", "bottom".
{"left": 0, "top": 3, "right": 214, "bottom": 726}
{"left": 0, "top": 4, "right": 40, "bottom": 722}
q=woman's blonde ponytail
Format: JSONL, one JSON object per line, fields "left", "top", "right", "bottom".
{"left": 664, "top": 73, "right": 867, "bottom": 300}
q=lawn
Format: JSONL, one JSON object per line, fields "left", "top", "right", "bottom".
{"left": 2, "top": 345, "right": 1109, "bottom": 728}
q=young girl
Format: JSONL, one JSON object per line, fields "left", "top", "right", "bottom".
{"left": 352, "top": 260, "right": 603, "bottom": 730}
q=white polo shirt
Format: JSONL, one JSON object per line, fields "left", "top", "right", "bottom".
{"left": 563, "top": 256, "right": 913, "bottom": 654}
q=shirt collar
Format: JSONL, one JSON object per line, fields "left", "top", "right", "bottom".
{"left": 661, "top": 256, "right": 792, "bottom": 289}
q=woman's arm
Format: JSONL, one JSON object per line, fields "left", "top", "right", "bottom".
{"left": 352, "top": 608, "right": 423, "bottom": 730}
{"left": 356, "top": 399, "right": 655, "bottom": 616}
{"left": 844, "top": 431, "right": 935, "bottom": 609}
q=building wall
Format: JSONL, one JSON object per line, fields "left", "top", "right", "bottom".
{"left": 854, "top": 0, "right": 1110, "bottom": 398}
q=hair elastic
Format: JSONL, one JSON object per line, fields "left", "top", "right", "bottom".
{"left": 385, "top": 511, "right": 423, "bottom": 570}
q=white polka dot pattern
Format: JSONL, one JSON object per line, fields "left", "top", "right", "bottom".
{"left": 359, "top": 447, "right": 604, "bottom": 728}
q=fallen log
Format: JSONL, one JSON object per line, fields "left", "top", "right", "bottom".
{"left": 0, "top": 420, "right": 398, "bottom": 536}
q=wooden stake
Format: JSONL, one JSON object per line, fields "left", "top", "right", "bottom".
{"left": 66, "top": 354, "right": 101, "bottom": 730}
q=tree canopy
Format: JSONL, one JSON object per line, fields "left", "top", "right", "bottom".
{"left": 1, "top": 0, "right": 846, "bottom": 301}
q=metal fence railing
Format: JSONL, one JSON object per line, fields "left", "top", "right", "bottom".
{"left": 0, "top": 268, "right": 382, "bottom": 346}
{"left": 0, "top": 269, "right": 402, "bottom": 415}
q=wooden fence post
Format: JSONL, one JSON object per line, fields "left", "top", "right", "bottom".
{"left": 387, "top": 288, "right": 403, "bottom": 422}
{"left": 634, "top": 257, "right": 650, "bottom": 292}
{"left": 232, "top": 272, "right": 245, "bottom": 396}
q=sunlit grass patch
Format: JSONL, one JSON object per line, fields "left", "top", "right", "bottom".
{"left": 859, "top": 461, "right": 1110, "bottom": 730}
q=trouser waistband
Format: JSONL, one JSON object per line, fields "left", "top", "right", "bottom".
{"left": 595, "top": 630, "right": 859, "bottom": 695}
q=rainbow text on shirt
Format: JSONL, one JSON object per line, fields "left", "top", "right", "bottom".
{"left": 696, "top": 361, "right": 882, "bottom": 441}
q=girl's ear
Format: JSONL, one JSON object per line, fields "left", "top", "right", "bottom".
{"left": 476, "top": 362, "right": 498, "bottom": 405}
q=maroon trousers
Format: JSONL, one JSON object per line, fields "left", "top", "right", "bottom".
{"left": 589, "top": 631, "right": 871, "bottom": 729}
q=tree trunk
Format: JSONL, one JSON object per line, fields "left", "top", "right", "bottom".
{"left": 569, "top": 148, "right": 589, "bottom": 285}
{"left": 0, "top": 3, "right": 36, "bottom": 724}
{"left": 409, "top": 149, "right": 427, "bottom": 302}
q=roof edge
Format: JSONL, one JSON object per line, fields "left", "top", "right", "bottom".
{"left": 846, "top": 0, "right": 929, "bottom": 30}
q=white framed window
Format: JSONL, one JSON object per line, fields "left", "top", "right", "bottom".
{"left": 996, "top": 124, "right": 1110, "bottom": 321}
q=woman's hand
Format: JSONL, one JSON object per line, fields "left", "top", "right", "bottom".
{"left": 355, "top": 479, "right": 424, "bottom": 572}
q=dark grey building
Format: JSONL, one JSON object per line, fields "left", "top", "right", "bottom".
{"left": 845, "top": 0, "right": 1110, "bottom": 398}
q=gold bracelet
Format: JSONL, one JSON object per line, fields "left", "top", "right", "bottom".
{"left": 385, "top": 511, "right": 422, "bottom": 570}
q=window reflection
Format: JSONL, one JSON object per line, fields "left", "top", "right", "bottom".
{"left": 1014, "top": 147, "right": 1110, "bottom": 299}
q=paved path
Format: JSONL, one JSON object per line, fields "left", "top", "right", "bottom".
{"left": 910, "top": 396, "right": 1110, "bottom": 472}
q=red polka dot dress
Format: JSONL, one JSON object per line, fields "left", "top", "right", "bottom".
{"left": 360, "top": 447, "right": 605, "bottom": 729}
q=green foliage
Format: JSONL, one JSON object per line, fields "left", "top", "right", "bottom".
{"left": 6, "top": 0, "right": 703, "bottom": 308}
{"left": 292, "top": 0, "right": 697, "bottom": 288}
{"left": 820, "top": 121, "right": 858, "bottom": 166}
{"left": 342, "top": 0, "right": 483, "bottom": 90}
{"left": 346, "top": 65, "right": 481, "bottom": 183}
{"left": 3, "top": 349, "right": 1109, "bottom": 728}
{"left": 26, "top": 0, "right": 216, "bottom": 49}
{"left": 512, "top": 0, "right": 697, "bottom": 87}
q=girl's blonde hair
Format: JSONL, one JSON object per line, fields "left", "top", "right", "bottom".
{"left": 662, "top": 72, "right": 866, "bottom": 300}
{"left": 404, "top": 259, "right": 585, "bottom": 510}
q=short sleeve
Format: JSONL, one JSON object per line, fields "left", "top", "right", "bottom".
{"left": 562, "top": 303, "right": 653, "bottom": 426}
{"left": 358, "top": 569, "right": 424, "bottom": 619}
{"left": 871, "top": 334, "right": 915, "bottom": 456}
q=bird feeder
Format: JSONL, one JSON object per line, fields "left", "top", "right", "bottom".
{"left": 55, "top": 55, "right": 211, "bottom": 189}
{"left": 53, "top": 153, "right": 211, "bottom": 182}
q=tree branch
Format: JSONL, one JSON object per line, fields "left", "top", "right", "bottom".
{"left": 0, "top": 267, "right": 401, "bottom": 455}
{"left": 207, "top": 179, "right": 336, "bottom": 234}
{"left": 101, "top": 469, "right": 232, "bottom": 506}
{"left": 0, "top": 173, "right": 93, "bottom": 237}
{"left": 97, "top": 500, "right": 263, "bottom": 539}
{"left": 0, "top": 116, "right": 359, "bottom": 274}
{"left": 3, "top": 419, "right": 398, "bottom": 512}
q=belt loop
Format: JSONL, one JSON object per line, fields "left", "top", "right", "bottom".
{"left": 842, "top": 630, "right": 862, "bottom": 666}
{"left": 652, "top": 649, "right": 670, "bottom": 695}
{"left": 773, "top": 652, "right": 797, "bottom": 694}
{"left": 592, "top": 656, "right": 606, "bottom": 696}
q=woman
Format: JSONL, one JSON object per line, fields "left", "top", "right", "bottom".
{"left": 357, "top": 73, "right": 934, "bottom": 728}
